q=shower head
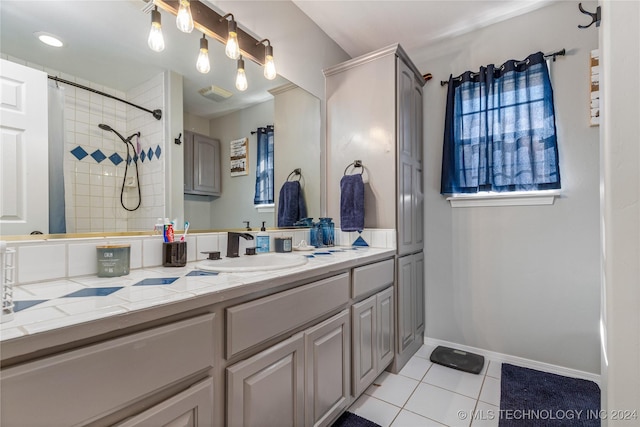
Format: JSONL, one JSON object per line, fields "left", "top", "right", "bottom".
{"left": 98, "top": 123, "right": 128, "bottom": 144}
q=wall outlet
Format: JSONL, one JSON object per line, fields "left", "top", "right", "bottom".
{"left": 124, "top": 176, "right": 137, "bottom": 188}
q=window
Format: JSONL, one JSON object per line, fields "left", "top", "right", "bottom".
{"left": 254, "top": 125, "right": 274, "bottom": 205}
{"left": 440, "top": 52, "right": 561, "bottom": 200}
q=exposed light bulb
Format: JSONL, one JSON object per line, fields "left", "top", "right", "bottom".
{"left": 236, "top": 56, "right": 248, "bottom": 91}
{"left": 225, "top": 19, "right": 240, "bottom": 59}
{"left": 148, "top": 7, "right": 165, "bottom": 52}
{"left": 263, "top": 44, "right": 276, "bottom": 80}
{"left": 176, "top": 0, "right": 194, "bottom": 33}
{"left": 196, "top": 35, "right": 210, "bottom": 74}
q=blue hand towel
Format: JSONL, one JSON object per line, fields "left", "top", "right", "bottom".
{"left": 278, "top": 181, "right": 308, "bottom": 227}
{"left": 340, "top": 174, "right": 364, "bottom": 232}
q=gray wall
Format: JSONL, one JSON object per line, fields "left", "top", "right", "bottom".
{"left": 414, "top": 1, "right": 601, "bottom": 373}
{"left": 273, "top": 85, "right": 322, "bottom": 221}
{"left": 206, "top": 100, "right": 275, "bottom": 230}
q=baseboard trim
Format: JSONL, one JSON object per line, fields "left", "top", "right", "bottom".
{"left": 424, "top": 337, "right": 601, "bottom": 386}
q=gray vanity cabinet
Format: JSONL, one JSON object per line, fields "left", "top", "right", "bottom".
{"left": 227, "top": 333, "right": 305, "bottom": 427}
{"left": 352, "top": 286, "right": 395, "bottom": 397}
{"left": 184, "top": 131, "right": 221, "bottom": 196}
{"left": 304, "top": 309, "right": 351, "bottom": 427}
{"left": 396, "top": 252, "right": 425, "bottom": 365}
{"left": 115, "top": 377, "right": 214, "bottom": 427}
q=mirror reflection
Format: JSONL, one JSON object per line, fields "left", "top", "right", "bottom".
{"left": 0, "top": 0, "right": 320, "bottom": 236}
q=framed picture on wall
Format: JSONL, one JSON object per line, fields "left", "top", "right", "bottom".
{"left": 590, "top": 49, "right": 600, "bottom": 127}
{"left": 230, "top": 137, "right": 249, "bottom": 176}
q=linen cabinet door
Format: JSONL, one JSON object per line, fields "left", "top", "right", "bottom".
{"left": 227, "top": 333, "right": 305, "bottom": 427}
{"left": 413, "top": 252, "right": 425, "bottom": 336}
{"left": 376, "top": 286, "right": 395, "bottom": 373}
{"left": 192, "top": 134, "right": 221, "bottom": 195}
{"left": 304, "top": 310, "right": 350, "bottom": 427}
{"left": 115, "top": 378, "right": 214, "bottom": 427}
{"left": 352, "top": 294, "right": 377, "bottom": 397}
{"left": 397, "top": 254, "right": 415, "bottom": 354}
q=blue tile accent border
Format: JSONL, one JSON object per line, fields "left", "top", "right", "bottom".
{"left": 13, "top": 300, "right": 48, "bottom": 312}
{"left": 90, "top": 149, "right": 107, "bottom": 163}
{"left": 70, "top": 145, "right": 161, "bottom": 165}
{"left": 133, "top": 278, "right": 179, "bottom": 286}
{"left": 70, "top": 146, "right": 88, "bottom": 161}
{"left": 352, "top": 235, "right": 369, "bottom": 247}
{"left": 186, "top": 270, "right": 218, "bottom": 277}
{"left": 63, "top": 287, "right": 123, "bottom": 298}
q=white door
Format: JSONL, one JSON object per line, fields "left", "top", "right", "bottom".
{"left": 0, "top": 59, "right": 49, "bottom": 235}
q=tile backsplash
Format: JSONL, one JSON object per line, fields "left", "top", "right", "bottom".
{"left": 6, "top": 229, "right": 395, "bottom": 286}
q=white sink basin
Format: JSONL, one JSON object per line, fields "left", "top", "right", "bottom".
{"left": 197, "top": 253, "right": 308, "bottom": 273}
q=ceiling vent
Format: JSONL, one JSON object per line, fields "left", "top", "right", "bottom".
{"left": 198, "top": 85, "right": 233, "bottom": 102}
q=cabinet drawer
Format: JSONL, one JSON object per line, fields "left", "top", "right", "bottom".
{"left": 1, "top": 314, "right": 215, "bottom": 427}
{"left": 227, "top": 273, "right": 350, "bottom": 358}
{"left": 352, "top": 259, "right": 394, "bottom": 298}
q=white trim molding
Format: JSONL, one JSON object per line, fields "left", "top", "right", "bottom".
{"left": 254, "top": 203, "right": 275, "bottom": 213}
{"left": 425, "top": 336, "right": 601, "bottom": 385}
{"left": 446, "top": 190, "right": 560, "bottom": 208}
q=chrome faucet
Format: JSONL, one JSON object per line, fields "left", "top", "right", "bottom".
{"left": 226, "top": 232, "right": 254, "bottom": 258}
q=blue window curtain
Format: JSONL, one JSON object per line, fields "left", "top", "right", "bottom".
{"left": 254, "top": 125, "right": 274, "bottom": 204}
{"left": 441, "top": 51, "right": 561, "bottom": 194}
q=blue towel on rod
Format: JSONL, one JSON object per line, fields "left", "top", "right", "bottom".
{"left": 278, "top": 181, "right": 307, "bottom": 227}
{"left": 340, "top": 174, "right": 364, "bottom": 232}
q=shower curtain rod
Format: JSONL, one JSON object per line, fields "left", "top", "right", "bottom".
{"left": 439, "top": 49, "right": 566, "bottom": 86}
{"left": 47, "top": 75, "right": 162, "bottom": 120}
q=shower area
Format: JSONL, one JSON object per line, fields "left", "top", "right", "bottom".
{"left": 49, "top": 71, "right": 166, "bottom": 234}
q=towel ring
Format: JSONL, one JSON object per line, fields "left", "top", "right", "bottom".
{"left": 343, "top": 160, "right": 364, "bottom": 176}
{"left": 287, "top": 168, "right": 302, "bottom": 182}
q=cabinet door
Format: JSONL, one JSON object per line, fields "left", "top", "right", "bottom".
{"left": 397, "top": 255, "right": 415, "bottom": 353}
{"left": 183, "top": 131, "right": 194, "bottom": 192}
{"left": 227, "top": 333, "right": 305, "bottom": 427}
{"left": 376, "top": 287, "right": 395, "bottom": 372}
{"left": 304, "top": 310, "right": 350, "bottom": 427}
{"left": 413, "top": 252, "right": 425, "bottom": 336}
{"left": 397, "top": 57, "right": 424, "bottom": 255}
{"left": 115, "top": 377, "right": 214, "bottom": 427}
{"left": 352, "top": 294, "right": 377, "bottom": 397}
{"left": 193, "top": 134, "right": 221, "bottom": 195}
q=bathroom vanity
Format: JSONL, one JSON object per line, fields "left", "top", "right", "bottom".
{"left": 1, "top": 247, "right": 395, "bottom": 427}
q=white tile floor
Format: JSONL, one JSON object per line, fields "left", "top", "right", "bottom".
{"left": 347, "top": 345, "right": 504, "bottom": 427}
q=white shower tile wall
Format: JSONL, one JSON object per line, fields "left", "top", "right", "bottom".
{"left": 125, "top": 73, "right": 166, "bottom": 232}
{"left": 2, "top": 55, "right": 166, "bottom": 234}
{"left": 61, "top": 73, "right": 131, "bottom": 234}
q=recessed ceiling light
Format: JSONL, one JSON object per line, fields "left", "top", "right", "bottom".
{"left": 34, "top": 32, "right": 64, "bottom": 48}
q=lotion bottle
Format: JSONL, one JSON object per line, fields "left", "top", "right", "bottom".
{"left": 256, "top": 222, "right": 270, "bottom": 253}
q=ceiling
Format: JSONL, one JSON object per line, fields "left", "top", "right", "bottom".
{"left": 0, "top": 0, "right": 288, "bottom": 120}
{"left": 0, "top": 1, "right": 554, "bottom": 119}
{"left": 292, "top": 0, "right": 555, "bottom": 58}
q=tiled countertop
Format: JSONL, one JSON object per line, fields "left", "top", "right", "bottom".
{"left": 1, "top": 247, "right": 394, "bottom": 361}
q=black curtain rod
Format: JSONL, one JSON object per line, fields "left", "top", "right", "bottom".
{"left": 48, "top": 75, "right": 162, "bottom": 120}
{"left": 440, "top": 49, "right": 566, "bottom": 86}
{"left": 250, "top": 124, "right": 274, "bottom": 134}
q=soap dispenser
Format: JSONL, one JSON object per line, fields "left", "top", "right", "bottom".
{"left": 256, "top": 222, "right": 270, "bottom": 253}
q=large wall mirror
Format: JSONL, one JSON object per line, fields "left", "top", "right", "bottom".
{"left": 0, "top": 0, "right": 320, "bottom": 236}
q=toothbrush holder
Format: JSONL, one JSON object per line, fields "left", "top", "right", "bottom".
{"left": 162, "top": 241, "right": 187, "bottom": 267}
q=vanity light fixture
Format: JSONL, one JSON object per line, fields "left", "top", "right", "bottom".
{"left": 34, "top": 32, "right": 64, "bottom": 48}
{"left": 257, "top": 39, "right": 276, "bottom": 80}
{"left": 176, "top": 0, "right": 194, "bottom": 33}
{"left": 220, "top": 13, "right": 240, "bottom": 60}
{"left": 147, "top": 6, "right": 165, "bottom": 52}
{"left": 196, "top": 34, "right": 211, "bottom": 73}
{"left": 235, "top": 55, "right": 248, "bottom": 91}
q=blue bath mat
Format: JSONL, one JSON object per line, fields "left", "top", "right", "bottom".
{"left": 500, "top": 363, "right": 600, "bottom": 426}
{"left": 332, "top": 412, "right": 381, "bottom": 427}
